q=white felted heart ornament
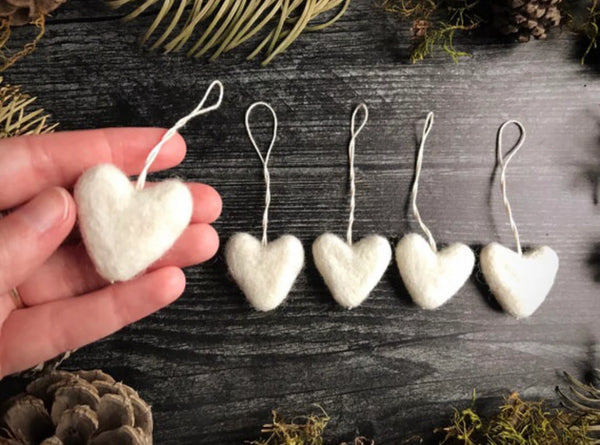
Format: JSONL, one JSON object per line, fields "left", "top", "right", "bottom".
{"left": 480, "top": 243, "right": 559, "bottom": 318}
{"left": 482, "top": 120, "right": 560, "bottom": 318}
{"left": 226, "top": 102, "right": 304, "bottom": 311}
{"left": 75, "top": 164, "right": 193, "bottom": 282}
{"left": 74, "top": 80, "right": 223, "bottom": 283}
{"left": 395, "top": 233, "right": 475, "bottom": 309}
{"left": 395, "top": 112, "right": 475, "bottom": 309}
{"left": 312, "top": 104, "right": 390, "bottom": 308}
{"left": 225, "top": 233, "right": 304, "bottom": 311}
{"left": 313, "top": 234, "right": 391, "bottom": 309}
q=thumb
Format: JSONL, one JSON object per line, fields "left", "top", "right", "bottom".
{"left": 0, "top": 187, "right": 75, "bottom": 296}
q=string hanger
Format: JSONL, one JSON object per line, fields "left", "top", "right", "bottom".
{"left": 346, "top": 103, "right": 369, "bottom": 245}
{"left": 245, "top": 101, "right": 278, "bottom": 246}
{"left": 411, "top": 112, "right": 436, "bottom": 252}
{"left": 136, "top": 80, "right": 224, "bottom": 190}
{"left": 497, "top": 119, "right": 526, "bottom": 256}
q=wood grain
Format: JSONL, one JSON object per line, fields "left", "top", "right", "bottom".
{"left": 1, "top": 1, "right": 599, "bottom": 443}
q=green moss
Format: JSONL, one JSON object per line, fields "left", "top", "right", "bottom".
{"left": 0, "top": 14, "right": 46, "bottom": 72}
{"left": 380, "top": 0, "right": 481, "bottom": 63}
{"left": 251, "top": 407, "right": 330, "bottom": 445}
{"left": 439, "top": 391, "right": 599, "bottom": 444}
{"left": 249, "top": 370, "right": 600, "bottom": 444}
{"left": 568, "top": 0, "right": 600, "bottom": 63}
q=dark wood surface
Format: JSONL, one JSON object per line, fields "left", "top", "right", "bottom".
{"left": 1, "top": 1, "right": 600, "bottom": 443}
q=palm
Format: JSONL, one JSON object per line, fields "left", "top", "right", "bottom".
{"left": 0, "top": 128, "right": 221, "bottom": 378}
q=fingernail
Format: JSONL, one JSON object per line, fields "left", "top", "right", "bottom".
{"left": 21, "top": 187, "right": 70, "bottom": 233}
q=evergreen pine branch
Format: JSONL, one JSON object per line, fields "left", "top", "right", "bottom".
{"left": 106, "top": 0, "right": 351, "bottom": 65}
{"left": 0, "top": 76, "right": 56, "bottom": 138}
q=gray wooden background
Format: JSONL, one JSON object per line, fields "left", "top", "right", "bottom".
{"left": 1, "top": 1, "right": 599, "bottom": 443}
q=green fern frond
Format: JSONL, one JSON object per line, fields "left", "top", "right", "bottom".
{"left": 107, "top": 0, "right": 351, "bottom": 65}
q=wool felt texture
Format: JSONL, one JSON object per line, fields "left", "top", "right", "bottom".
{"left": 313, "top": 233, "right": 391, "bottom": 309}
{"left": 312, "top": 104, "right": 390, "bottom": 309}
{"left": 480, "top": 243, "right": 559, "bottom": 318}
{"left": 225, "top": 233, "right": 305, "bottom": 311}
{"left": 74, "top": 164, "right": 193, "bottom": 282}
{"left": 396, "top": 112, "right": 475, "bottom": 309}
{"left": 74, "top": 80, "right": 222, "bottom": 283}
{"left": 226, "top": 102, "right": 304, "bottom": 311}
{"left": 395, "top": 233, "right": 475, "bottom": 310}
{"left": 482, "top": 120, "right": 560, "bottom": 318}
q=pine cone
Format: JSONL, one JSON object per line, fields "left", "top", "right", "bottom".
{"left": 492, "top": 0, "right": 562, "bottom": 43}
{"left": 0, "top": 0, "right": 67, "bottom": 26}
{"left": 0, "top": 370, "right": 153, "bottom": 445}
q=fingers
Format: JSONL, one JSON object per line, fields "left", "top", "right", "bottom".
{"left": 17, "top": 224, "right": 218, "bottom": 306}
{"left": 14, "top": 180, "right": 221, "bottom": 305}
{"left": 188, "top": 183, "right": 222, "bottom": 224}
{"left": 153, "top": 223, "right": 219, "bottom": 268}
{"left": 0, "top": 267, "right": 185, "bottom": 378}
{"left": 144, "top": 182, "right": 221, "bottom": 224}
{"left": 0, "top": 187, "right": 75, "bottom": 295}
{"left": 0, "top": 128, "right": 186, "bottom": 209}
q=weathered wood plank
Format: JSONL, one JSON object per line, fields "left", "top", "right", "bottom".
{"left": 1, "top": 1, "right": 599, "bottom": 443}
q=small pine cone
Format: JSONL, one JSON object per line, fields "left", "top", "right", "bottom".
{"left": 492, "top": 0, "right": 563, "bottom": 43}
{"left": 0, "top": 0, "right": 67, "bottom": 26}
{"left": 0, "top": 370, "right": 153, "bottom": 445}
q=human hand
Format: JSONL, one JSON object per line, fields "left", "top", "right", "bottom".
{"left": 0, "top": 128, "right": 221, "bottom": 378}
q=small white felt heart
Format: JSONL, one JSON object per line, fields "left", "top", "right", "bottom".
{"left": 225, "top": 233, "right": 304, "bottom": 311}
{"left": 74, "top": 164, "right": 193, "bottom": 283}
{"left": 480, "top": 242, "right": 559, "bottom": 318}
{"left": 395, "top": 233, "right": 475, "bottom": 309}
{"left": 312, "top": 233, "right": 391, "bottom": 309}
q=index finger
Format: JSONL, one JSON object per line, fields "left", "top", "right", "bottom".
{"left": 0, "top": 128, "right": 186, "bottom": 209}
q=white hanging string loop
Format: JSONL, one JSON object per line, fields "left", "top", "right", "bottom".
{"left": 246, "top": 101, "right": 278, "bottom": 246}
{"left": 497, "top": 119, "right": 526, "bottom": 255}
{"left": 347, "top": 103, "right": 368, "bottom": 245}
{"left": 135, "top": 80, "right": 224, "bottom": 190}
{"left": 411, "top": 112, "right": 437, "bottom": 252}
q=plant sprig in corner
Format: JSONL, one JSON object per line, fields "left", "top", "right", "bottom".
{"left": 381, "top": 0, "right": 482, "bottom": 63}
{"left": 438, "top": 391, "right": 599, "bottom": 444}
{"left": 0, "top": 76, "right": 56, "bottom": 138}
{"left": 251, "top": 406, "right": 330, "bottom": 445}
{"left": 569, "top": 0, "right": 600, "bottom": 63}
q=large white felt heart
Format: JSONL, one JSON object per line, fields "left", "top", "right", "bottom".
{"left": 313, "top": 233, "right": 391, "bottom": 309}
{"left": 74, "top": 164, "right": 193, "bottom": 283}
{"left": 395, "top": 233, "right": 475, "bottom": 309}
{"left": 480, "top": 242, "right": 559, "bottom": 318}
{"left": 225, "top": 233, "right": 304, "bottom": 311}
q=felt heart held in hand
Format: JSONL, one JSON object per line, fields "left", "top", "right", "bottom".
{"left": 75, "top": 80, "right": 223, "bottom": 283}
{"left": 75, "top": 164, "right": 193, "bottom": 283}
{"left": 225, "top": 233, "right": 304, "bottom": 311}
{"left": 313, "top": 233, "right": 391, "bottom": 309}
